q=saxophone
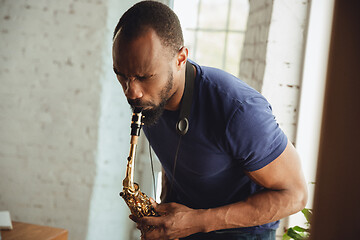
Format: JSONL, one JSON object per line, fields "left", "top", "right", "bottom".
{"left": 120, "top": 107, "right": 158, "bottom": 219}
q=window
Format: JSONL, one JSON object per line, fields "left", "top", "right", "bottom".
{"left": 172, "top": 0, "right": 249, "bottom": 76}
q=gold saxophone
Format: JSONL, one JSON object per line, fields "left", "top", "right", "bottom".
{"left": 120, "top": 107, "right": 158, "bottom": 218}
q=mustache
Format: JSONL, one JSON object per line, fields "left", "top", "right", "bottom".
{"left": 127, "top": 99, "right": 155, "bottom": 109}
{"left": 127, "top": 98, "right": 141, "bottom": 107}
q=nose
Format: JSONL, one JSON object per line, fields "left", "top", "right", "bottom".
{"left": 124, "top": 79, "right": 143, "bottom": 100}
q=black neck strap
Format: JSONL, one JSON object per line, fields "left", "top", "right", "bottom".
{"left": 169, "top": 61, "right": 195, "bottom": 199}
{"left": 176, "top": 61, "right": 195, "bottom": 136}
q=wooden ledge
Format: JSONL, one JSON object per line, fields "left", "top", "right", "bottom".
{"left": 1, "top": 221, "right": 68, "bottom": 240}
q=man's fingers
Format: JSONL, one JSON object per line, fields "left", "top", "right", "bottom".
{"left": 149, "top": 197, "right": 158, "bottom": 208}
{"left": 129, "top": 214, "right": 139, "bottom": 222}
{"left": 136, "top": 223, "right": 142, "bottom": 230}
{"left": 153, "top": 202, "right": 177, "bottom": 214}
{"left": 141, "top": 225, "right": 165, "bottom": 240}
{"left": 138, "top": 215, "right": 164, "bottom": 227}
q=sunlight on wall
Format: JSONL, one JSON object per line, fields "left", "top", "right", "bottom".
{"left": 292, "top": 0, "right": 335, "bottom": 228}
{"left": 86, "top": 1, "right": 135, "bottom": 240}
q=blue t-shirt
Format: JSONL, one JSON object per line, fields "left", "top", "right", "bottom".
{"left": 143, "top": 60, "right": 287, "bottom": 233}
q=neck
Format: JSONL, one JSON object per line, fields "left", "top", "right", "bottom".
{"left": 164, "top": 64, "right": 187, "bottom": 111}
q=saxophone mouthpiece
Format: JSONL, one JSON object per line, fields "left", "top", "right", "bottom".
{"left": 134, "top": 107, "right": 143, "bottom": 113}
{"left": 131, "top": 107, "right": 144, "bottom": 136}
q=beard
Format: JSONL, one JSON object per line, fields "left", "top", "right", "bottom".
{"left": 128, "top": 69, "right": 174, "bottom": 126}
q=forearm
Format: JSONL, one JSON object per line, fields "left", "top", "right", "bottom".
{"left": 137, "top": 187, "right": 306, "bottom": 239}
{"left": 196, "top": 141, "right": 308, "bottom": 233}
{"left": 198, "top": 188, "right": 307, "bottom": 233}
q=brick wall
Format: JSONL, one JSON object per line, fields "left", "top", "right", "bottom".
{"left": 0, "top": 1, "right": 171, "bottom": 239}
{"left": 239, "top": 0, "right": 273, "bottom": 92}
{"left": 0, "top": 0, "right": 125, "bottom": 239}
{"left": 261, "top": 0, "right": 309, "bottom": 143}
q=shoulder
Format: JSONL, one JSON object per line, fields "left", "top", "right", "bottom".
{"left": 190, "top": 61, "right": 275, "bottom": 144}
{"left": 191, "top": 61, "right": 270, "bottom": 124}
{"left": 191, "top": 62, "right": 287, "bottom": 170}
{"left": 191, "top": 61, "right": 263, "bottom": 106}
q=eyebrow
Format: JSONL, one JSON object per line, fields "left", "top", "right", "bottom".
{"left": 113, "top": 67, "right": 155, "bottom": 79}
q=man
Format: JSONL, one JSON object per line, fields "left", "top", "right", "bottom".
{"left": 112, "top": 1, "right": 308, "bottom": 240}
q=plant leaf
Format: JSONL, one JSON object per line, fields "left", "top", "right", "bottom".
{"left": 282, "top": 233, "right": 292, "bottom": 240}
{"left": 301, "top": 208, "right": 313, "bottom": 223}
{"left": 293, "top": 226, "right": 310, "bottom": 233}
{"left": 287, "top": 228, "right": 305, "bottom": 240}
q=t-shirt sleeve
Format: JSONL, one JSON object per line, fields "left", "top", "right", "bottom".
{"left": 224, "top": 97, "right": 288, "bottom": 172}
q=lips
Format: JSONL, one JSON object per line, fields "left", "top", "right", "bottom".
{"left": 127, "top": 99, "right": 141, "bottom": 107}
{"left": 129, "top": 104, "right": 152, "bottom": 112}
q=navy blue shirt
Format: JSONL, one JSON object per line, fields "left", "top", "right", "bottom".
{"left": 143, "top": 60, "right": 287, "bottom": 233}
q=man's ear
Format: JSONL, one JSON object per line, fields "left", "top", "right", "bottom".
{"left": 176, "top": 46, "right": 188, "bottom": 70}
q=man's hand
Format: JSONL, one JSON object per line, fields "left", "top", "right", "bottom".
{"left": 130, "top": 198, "right": 204, "bottom": 240}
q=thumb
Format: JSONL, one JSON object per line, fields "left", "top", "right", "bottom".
{"left": 149, "top": 197, "right": 158, "bottom": 208}
{"left": 150, "top": 197, "right": 168, "bottom": 215}
{"left": 150, "top": 197, "right": 167, "bottom": 215}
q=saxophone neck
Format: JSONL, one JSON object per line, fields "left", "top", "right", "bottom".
{"left": 123, "top": 108, "right": 144, "bottom": 193}
{"left": 123, "top": 136, "right": 138, "bottom": 191}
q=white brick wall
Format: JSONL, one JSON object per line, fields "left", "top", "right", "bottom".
{"left": 239, "top": 0, "right": 273, "bottom": 92}
{"left": 262, "top": 0, "right": 309, "bottom": 143}
{"left": 0, "top": 1, "right": 172, "bottom": 239}
{"left": 0, "top": 0, "right": 133, "bottom": 239}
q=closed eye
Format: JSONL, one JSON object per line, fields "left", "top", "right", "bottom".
{"left": 135, "top": 74, "right": 155, "bottom": 81}
{"left": 137, "top": 75, "right": 148, "bottom": 81}
{"left": 113, "top": 67, "right": 155, "bottom": 81}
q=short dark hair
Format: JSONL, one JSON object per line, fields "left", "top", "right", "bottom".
{"left": 113, "top": 1, "right": 184, "bottom": 56}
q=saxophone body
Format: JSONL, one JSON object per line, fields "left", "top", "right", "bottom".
{"left": 120, "top": 108, "right": 158, "bottom": 218}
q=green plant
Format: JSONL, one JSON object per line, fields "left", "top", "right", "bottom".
{"left": 282, "top": 208, "right": 312, "bottom": 240}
